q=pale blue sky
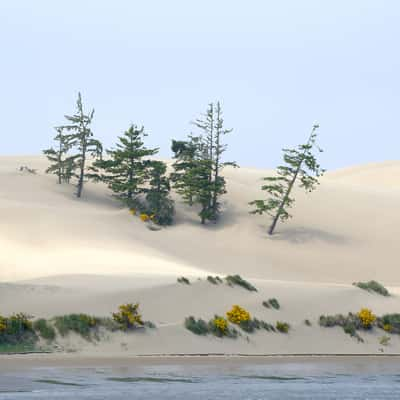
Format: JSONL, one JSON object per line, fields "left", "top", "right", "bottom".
{"left": 1, "top": 0, "right": 399, "bottom": 169}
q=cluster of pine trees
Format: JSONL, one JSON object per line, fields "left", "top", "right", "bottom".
{"left": 44, "top": 93, "right": 324, "bottom": 233}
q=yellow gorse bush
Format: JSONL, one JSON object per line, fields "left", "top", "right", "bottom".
{"left": 213, "top": 317, "right": 228, "bottom": 334}
{"left": 112, "top": 303, "right": 143, "bottom": 330}
{"left": 0, "top": 316, "right": 6, "bottom": 333}
{"left": 357, "top": 308, "right": 376, "bottom": 328}
{"left": 129, "top": 208, "right": 137, "bottom": 215}
{"left": 140, "top": 213, "right": 150, "bottom": 222}
{"left": 383, "top": 323, "right": 392, "bottom": 332}
{"left": 226, "top": 305, "right": 251, "bottom": 324}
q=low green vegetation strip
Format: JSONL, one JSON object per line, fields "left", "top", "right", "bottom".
{"left": 353, "top": 280, "right": 390, "bottom": 296}
{"left": 0, "top": 303, "right": 155, "bottom": 353}
{"left": 319, "top": 308, "right": 400, "bottom": 343}
{"left": 185, "top": 304, "right": 289, "bottom": 338}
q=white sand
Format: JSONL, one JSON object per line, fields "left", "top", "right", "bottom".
{"left": 1, "top": 155, "right": 400, "bottom": 355}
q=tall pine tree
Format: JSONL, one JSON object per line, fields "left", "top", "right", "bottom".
{"left": 90, "top": 124, "right": 158, "bottom": 206}
{"left": 192, "top": 101, "right": 237, "bottom": 223}
{"left": 249, "top": 124, "right": 324, "bottom": 235}
{"left": 58, "top": 93, "right": 102, "bottom": 198}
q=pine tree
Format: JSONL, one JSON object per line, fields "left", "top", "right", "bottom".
{"left": 192, "top": 101, "right": 237, "bottom": 223}
{"left": 58, "top": 93, "right": 102, "bottom": 198}
{"left": 43, "top": 127, "right": 73, "bottom": 184}
{"left": 249, "top": 124, "right": 324, "bottom": 235}
{"left": 90, "top": 124, "right": 158, "bottom": 206}
{"left": 145, "top": 160, "right": 175, "bottom": 225}
{"left": 170, "top": 136, "right": 201, "bottom": 206}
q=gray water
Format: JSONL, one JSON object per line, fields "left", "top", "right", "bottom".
{"left": 1, "top": 357, "right": 400, "bottom": 399}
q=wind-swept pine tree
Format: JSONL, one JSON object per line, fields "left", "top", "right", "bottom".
{"left": 58, "top": 93, "right": 102, "bottom": 198}
{"left": 90, "top": 124, "right": 158, "bottom": 206}
{"left": 145, "top": 160, "right": 175, "bottom": 225}
{"left": 172, "top": 102, "right": 236, "bottom": 224}
{"left": 43, "top": 127, "right": 75, "bottom": 184}
{"left": 249, "top": 124, "right": 324, "bottom": 235}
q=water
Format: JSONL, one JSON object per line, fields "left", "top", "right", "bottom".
{"left": 1, "top": 357, "right": 400, "bottom": 399}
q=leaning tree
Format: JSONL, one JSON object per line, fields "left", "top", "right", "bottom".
{"left": 249, "top": 123, "right": 324, "bottom": 235}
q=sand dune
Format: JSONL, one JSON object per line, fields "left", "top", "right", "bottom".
{"left": 0, "top": 155, "right": 399, "bottom": 355}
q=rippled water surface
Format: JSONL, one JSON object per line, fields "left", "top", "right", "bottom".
{"left": 1, "top": 357, "right": 400, "bottom": 399}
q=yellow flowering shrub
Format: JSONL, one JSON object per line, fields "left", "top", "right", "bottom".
{"left": 213, "top": 317, "right": 228, "bottom": 335}
{"left": 383, "top": 323, "right": 392, "bottom": 332}
{"left": 0, "top": 316, "right": 7, "bottom": 333}
{"left": 226, "top": 305, "right": 251, "bottom": 324}
{"left": 129, "top": 208, "right": 137, "bottom": 216}
{"left": 112, "top": 303, "right": 143, "bottom": 330}
{"left": 140, "top": 213, "right": 150, "bottom": 222}
{"left": 357, "top": 308, "right": 376, "bottom": 328}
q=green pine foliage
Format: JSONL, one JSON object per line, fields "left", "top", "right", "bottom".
{"left": 249, "top": 124, "right": 324, "bottom": 235}
{"left": 170, "top": 137, "right": 200, "bottom": 206}
{"left": 58, "top": 92, "right": 103, "bottom": 198}
{"left": 43, "top": 127, "right": 75, "bottom": 184}
{"left": 91, "top": 124, "right": 158, "bottom": 206}
{"left": 144, "top": 161, "right": 175, "bottom": 225}
{"left": 171, "top": 102, "right": 237, "bottom": 224}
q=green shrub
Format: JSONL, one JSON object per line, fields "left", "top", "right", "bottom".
{"left": 353, "top": 280, "right": 390, "bottom": 296}
{"left": 276, "top": 321, "right": 290, "bottom": 333}
{"left": 177, "top": 277, "right": 190, "bottom": 285}
{"left": 53, "top": 314, "right": 100, "bottom": 338}
{"left": 207, "top": 276, "right": 223, "bottom": 285}
{"left": 304, "top": 319, "right": 312, "bottom": 326}
{"left": 225, "top": 275, "right": 257, "bottom": 292}
{"left": 0, "top": 313, "right": 37, "bottom": 346}
{"left": 377, "top": 314, "right": 400, "bottom": 334}
{"left": 262, "top": 299, "right": 280, "bottom": 310}
{"left": 184, "top": 317, "right": 209, "bottom": 335}
{"left": 33, "top": 319, "right": 56, "bottom": 341}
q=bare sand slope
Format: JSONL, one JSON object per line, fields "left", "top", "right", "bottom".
{"left": 0, "top": 155, "right": 399, "bottom": 355}
{"left": 1, "top": 155, "right": 399, "bottom": 284}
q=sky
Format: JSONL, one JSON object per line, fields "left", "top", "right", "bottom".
{"left": 0, "top": 0, "right": 399, "bottom": 170}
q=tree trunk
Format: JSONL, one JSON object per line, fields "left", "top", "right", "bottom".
{"left": 76, "top": 144, "right": 86, "bottom": 198}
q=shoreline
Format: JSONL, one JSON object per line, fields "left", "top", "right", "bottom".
{"left": 2, "top": 352, "right": 400, "bottom": 369}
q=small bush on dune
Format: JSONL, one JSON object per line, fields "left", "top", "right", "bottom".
{"left": 357, "top": 308, "right": 376, "bottom": 329}
{"left": 0, "top": 313, "right": 37, "bottom": 347}
{"left": 33, "top": 319, "right": 56, "bottom": 341}
{"left": 177, "top": 277, "right": 190, "bottom": 285}
{"left": 53, "top": 314, "right": 100, "bottom": 338}
{"left": 112, "top": 303, "right": 143, "bottom": 330}
{"left": 263, "top": 298, "right": 280, "bottom": 310}
{"left": 225, "top": 275, "right": 257, "bottom": 292}
{"left": 353, "top": 280, "right": 390, "bottom": 297}
{"left": 304, "top": 319, "right": 312, "bottom": 326}
{"left": 226, "top": 305, "right": 251, "bottom": 324}
{"left": 276, "top": 321, "right": 290, "bottom": 333}
{"left": 377, "top": 314, "right": 400, "bottom": 334}
{"left": 185, "top": 316, "right": 209, "bottom": 335}
{"left": 207, "top": 276, "right": 223, "bottom": 285}
{"left": 208, "top": 316, "right": 238, "bottom": 338}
